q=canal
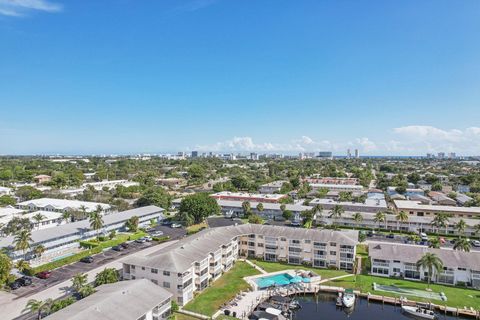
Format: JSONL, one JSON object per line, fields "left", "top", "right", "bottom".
{"left": 291, "top": 293, "right": 470, "bottom": 320}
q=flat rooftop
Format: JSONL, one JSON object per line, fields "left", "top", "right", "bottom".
{"left": 394, "top": 200, "right": 480, "bottom": 214}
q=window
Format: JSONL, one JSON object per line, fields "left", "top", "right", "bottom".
{"left": 304, "top": 240, "right": 311, "bottom": 244}
{"left": 141, "top": 267, "right": 145, "bottom": 271}
{"left": 163, "top": 271, "right": 170, "bottom": 276}
{"left": 151, "top": 268, "right": 158, "bottom": 274}
{"left": 151, "top": 279, "right": 158, "bottom": 285}
{"left": 393, "top": 260, "right": 400, "bottom": 263}
{"left": 330, "top": 242, "right": 337, "bottom": 247}
{"left": 280, "top": 237, "right": 286, "bottom": 242}
{"left": 131, "top": 265, "right": 136, "bottom": 270}
{"left": 163, "top": 282, "right": 170, "bottom": 288}
{"left": 330, "top": 251, "right": 336, "bottom": 256}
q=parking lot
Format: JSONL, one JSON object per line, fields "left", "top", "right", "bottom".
{"left": 207, "top": 217, "right": 244, "bottom": 228}
{"left": 12, "top": 240, "right": 154, "bottom": 299}
{"left": 147, "top": 224, "right": 187, "bottom": 239}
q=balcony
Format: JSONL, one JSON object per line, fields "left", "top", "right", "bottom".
{"left": 372, "top": 262, "right": 390, "bottom": 267}
{"left": 340, "top": 248, "right": 354, "bottom": 253}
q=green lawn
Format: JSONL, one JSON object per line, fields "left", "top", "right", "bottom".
{"left": 186, "top": 222, "right": 208, "bottom": 235}
{"left": 248, "top": 259, "right": 349, "bottom": 279}
{"left": 183, "top": 261, "right": 261, "bottom": 316}
{"left": 323, "top": 274, "right": 480, "bottom": 310}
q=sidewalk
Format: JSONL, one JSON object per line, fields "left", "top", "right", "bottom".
{"left": 0, "top": 240, "right": 177, "bottom": 320}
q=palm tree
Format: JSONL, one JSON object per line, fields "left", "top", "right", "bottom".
{"left": 32, "top": 213, "right": 46, "bottom": 229}
{"left": 125, "top": 216, "right": 139, "bottom": 232}
{"left": 352, "top": 212, "right": 363, "bottom": 229}
{"left": 428, "top": 237, "right": 441, "bottom": 249}
{"left": 455, "top": 219, "right": 467, "bottom": 236}
{"left": 89, "top": 211, "right": 104, "bottom": 240}
{"left": 33, "top": 245, "right": 46, "bottom": 259}
{"left": 312, "top": 204, "right": 323, "bottom": 220}
{"left": 416, "top": 252, "right": 443, "bottom": 288}
{"left": 24, "top": 298, "right": 53, "bottom": 320}
{"left": 396, "top": 210, "right": 409, "bottom": 231}
{"left": 78, "top": 205, "right": 88, "bottom": 220}
{"left": 242, "top": 201, "right": 251, "bottom": 217}
{"left": 72, "top": 273, "right": 88, "bottom": 293}
{"left": 430, "top": 212, "right": 450, "bottom": 234}
{"left": 94, "top": 268, "right": 119, "bottom": 287}
{"left": 474, "top": 224, "right": 480, "bottom": 235}
{"left": 329, "top": 205, "right": 344, "bottom": 226}
{"left": 14, "top": 229, "right": 33, "bottom": 260}
{"left": 15, "top": 260, "right": 31, "bottom": 273}
{"left": 453, "top": 237, "right": 471, "bottom": 252}
{"left": 256, "top": 203, "right": 264, "bottom": 213}
{"left": 373, "top": 212, "right": 386, "bottom": 231}
{"left": 61, "top": 211, "right": 72, "bottom": 224}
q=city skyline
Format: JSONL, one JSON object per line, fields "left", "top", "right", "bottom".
{"left": 1, "top": 0, "right": 479, "bottom": 155}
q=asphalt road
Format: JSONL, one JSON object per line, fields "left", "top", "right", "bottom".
{"left": 207, "top": 217, "right": 244, "bottom": 228}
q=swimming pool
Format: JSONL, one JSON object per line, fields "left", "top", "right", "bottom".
{"left": 255, "top": 273, "right": 293, "bottom": 288}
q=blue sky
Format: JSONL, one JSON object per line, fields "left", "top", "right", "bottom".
{"left": 1, "top": 0, "right": 479, "bottom": 155}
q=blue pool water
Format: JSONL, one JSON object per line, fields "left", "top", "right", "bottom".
{"left": 255, "top": 273, "right": 294, "bottom": 288}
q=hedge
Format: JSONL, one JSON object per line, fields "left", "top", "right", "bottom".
{"left": 28, "top": 247, "right": 102, "bottom": 275}
{"left": 152, "top": 235, "right": 170, "bottom": 242}
{"left": 79, "top": 231, "right": 147, "bottom": 250}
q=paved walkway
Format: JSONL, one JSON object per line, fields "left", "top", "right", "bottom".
{"left": 318, "top": 273, "right": 354, "bottom": 284}
{"left": 0, "top": 240, "right": 177, "bottom": 320}
{"left": 242, "top": 259, "right": 268, "bottom": 274}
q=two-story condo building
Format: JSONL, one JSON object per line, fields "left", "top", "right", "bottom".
{"left": 394, "top": 200, "right": 480, "bottom": 218}
{"left": 16, "top": 198, "right": 112, "bottom": 214}
{"left": 210, "top": 192, "right": 288, "bottom": 203}
{"left": 45, "top": 279, "right": 172, "bottom": 320}
{"left": 369, "top": 243, "right": 480, "bottom": 288}
{"left": 0, "top": 206, "right": 164, "bottom": 263}
{"left": 122, "top": 224, "right": 358, "bottom": 306}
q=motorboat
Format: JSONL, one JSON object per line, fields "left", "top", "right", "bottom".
{"left": 289, "top": 299, "right": 301, "bottom": 310}
{"left": 401, "top": 306, "right": 437, "bottom": 319}
{"left": 342, "top": 289, "right": 355, "bottom": 308}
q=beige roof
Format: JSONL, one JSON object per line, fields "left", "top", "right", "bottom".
{"left": 45, "top": 279, "right": 171, "bottom": 320}
{"left": 125, "top": 224, "right": 358, "bottom": 272}
{"left": 369, "top": 243, "right": 480, "bottom": 271}
{"left": 394, "top": 200, "right": 480, "bottom": 214}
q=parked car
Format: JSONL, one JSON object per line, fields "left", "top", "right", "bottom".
{"left": 135, "top": 238, "right": 146, "bottom": 243}
{"left": 162, "top": 220, "right": 172, "bottom": 226}
{"left": 18, "top": 276, "right": 32, "bottom": 286}
{"left": 472, "top": 240, "right": 480, "bottom": 247}
{"left": 9, "top": 281, "right": 21, "bottom": 290}
{"left": 386, "top": 234, "right": 395, "bottom": 239}
{"left": 419, "top": 232, "right": 429, "bottom": 241}
{"left": 36, "top": 271, "right": 52, "bottom": 279}
{"left": 80, "top": 256, "right": 94, "bottom": 263}
{"left": 150, "top": 231, "right": 164, "bottom": 237}
{"left": 171, "top": 223, "right": 182, "bottom": 228}
{"left": 144, "top": 236, "right": 152, "bottom": 242}
{"left": 120, "top": 242, "right": 129, "bottom": 249}
{"left": 112, "top": 245, "right": 124, "bottom": 251}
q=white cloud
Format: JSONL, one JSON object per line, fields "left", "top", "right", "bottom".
{"left": 355, "top": 137, "right": 377, "bottom": 152}
{"left": 392, "top": 125, "right": 480, "bottom": 155}
{"left": 0, "top": 0, "right": 62, "bottom": 17}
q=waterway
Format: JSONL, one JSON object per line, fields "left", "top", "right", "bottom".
{"left": 291, "top": 293, "right": 470, "bottom": 320}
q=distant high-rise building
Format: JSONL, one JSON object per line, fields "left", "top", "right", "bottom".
{"left": 449, "top": 152, "right": 456, "bottom": 159}
{"left": 354, "top": 149, "right": 360, "bottom": 158}
{"left": 347, "top": 149, "right": 352, "bottom": 158}
{"left": 318, "top": 151, "right": 333, "bottom": 159}
{"left": 426, "top": 153, "right": 434, "bottom": 159}
{"left": 438, "top": 152, "right": 445, "bottom": 159}
{"left": 191, "top": 151, "right": 198, "bottom": 158}
{"left": 250, "top": 152, "right": 259, "bottom": 160}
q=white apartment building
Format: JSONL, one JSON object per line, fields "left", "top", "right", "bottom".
{"left": 123, "top": 224, "right": 358, "bottom": 306}
{"left": 211, "top": 191, "right": 288, "bottom": 203}
{"left": 45, "top": 279, "right": 172, "bottom": 320}
{"left": 394, "top": 200, "right": 480, "bottom": 218}
{"left": 309, "top": 183, "right": 363, "bottom": 192}
{"left": 369, "top": 243, "right": 480, "bottom": 288}
{"left": 0, "top": 186, "right": 13, "bottom": 196}
{"left": 0, "top": 206, "right": 164, "bottom": 263}
{"left": 215, "top": 199, "right": 311, "bottom": 219}
{"left": 16, "top": 198, "right": 112, "bottom": 214}
{"left": 309, "top": 198, "right": 388, "bottom": 214}
{"left": 258, "top": 181, "right": 286, "bottom": 194}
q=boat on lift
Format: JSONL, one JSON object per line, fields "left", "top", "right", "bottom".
{"left": 401, "top": 305, "right": 437, "bottom": 319}
{"left": 342, "top": 289, "right": 356, "bottom": 308}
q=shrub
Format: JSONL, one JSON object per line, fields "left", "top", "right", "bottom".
{"left": 28, "top": 247, "right": 102, "bottom": 275}
{"left": 152, "top": 235, "right": 170, "bottom": 242}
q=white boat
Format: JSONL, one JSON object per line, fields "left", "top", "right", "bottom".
{"left": 265, "top": 307, "right": 282, "bottom": 316}
{"left": 342, "top": 289, "right": 355, "bottom": 308}
{"left": 401, "top": 306, "right": 436, "bottom": 319}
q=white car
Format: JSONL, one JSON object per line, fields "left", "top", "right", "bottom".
{"left": 472, "top": 240, "right": 480, "bottom": 247}
{"left": 171, "top": 223, "right": 182, "bottom": 228}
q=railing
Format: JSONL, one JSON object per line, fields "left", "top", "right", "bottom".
{"left": 340, "top": 248, "right": 354, "bottom": 253}
{"left": 372, "top": 262, "right": 390, "bottom": 267}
